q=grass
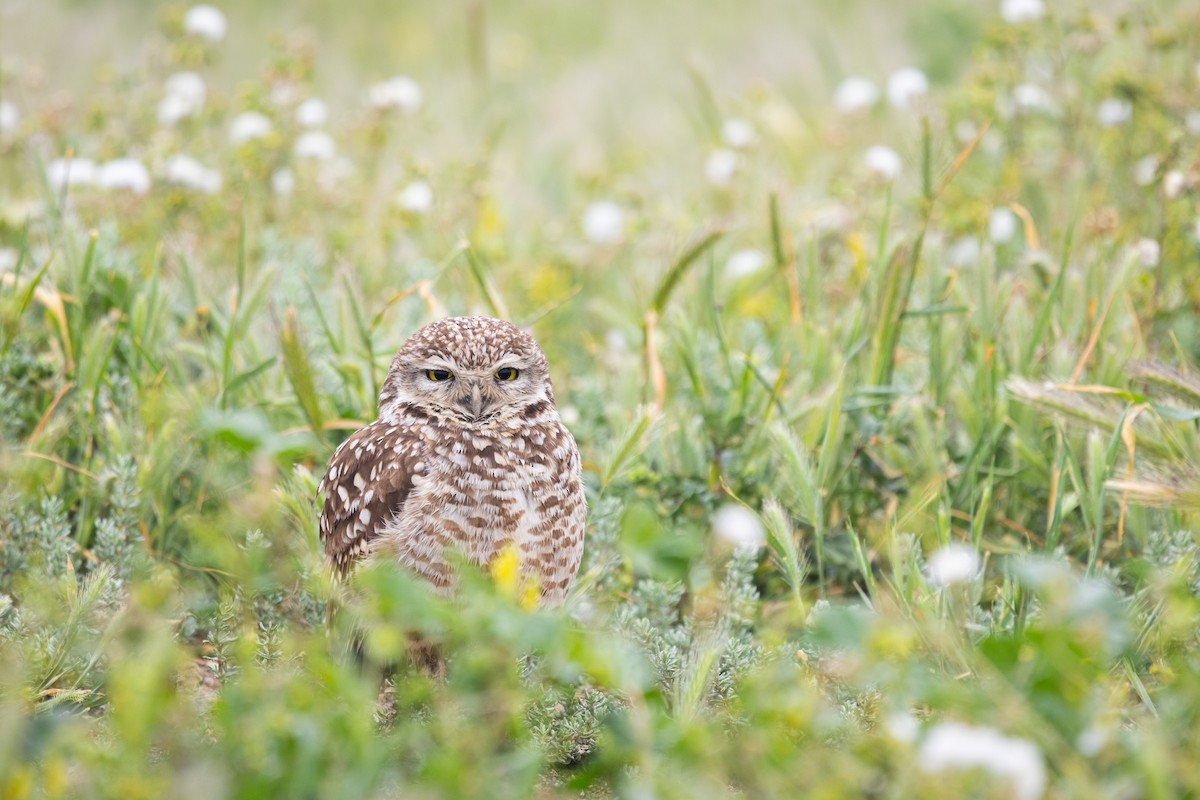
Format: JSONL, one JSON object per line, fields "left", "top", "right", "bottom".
{"left": 3, "top": 0, "right": 1200, "bottom": 797}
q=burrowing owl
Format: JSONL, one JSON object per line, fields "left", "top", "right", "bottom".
{"left": 318, "top": 316, "right": 586, "bottom": 605}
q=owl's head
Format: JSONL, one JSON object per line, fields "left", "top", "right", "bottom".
{"left": 378, "top": 316, "right": 556, "bottom": 424}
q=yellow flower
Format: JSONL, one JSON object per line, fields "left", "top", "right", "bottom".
{"left": 490, "top": 544, "right": 520, "bottom": 594}
{"left": 489, "top": 544, "right": 541, "bottom": 610}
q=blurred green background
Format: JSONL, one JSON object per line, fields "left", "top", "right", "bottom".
{"left": 4, "top": 0, "right": 1200, "bottom": 797}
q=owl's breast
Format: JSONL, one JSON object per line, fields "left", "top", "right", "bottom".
{"left": 415, "top": 424, "right": 565, "bottom": 563}
{"left": 376, "top": 414, "right": 583, "bottom": 602}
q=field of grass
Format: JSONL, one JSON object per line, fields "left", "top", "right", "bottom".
{"left": 3, "top": 0, "right": 1200, "bottom": 796}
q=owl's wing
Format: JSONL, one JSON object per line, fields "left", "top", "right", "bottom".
{"left": 317, "top": 420, "right": 416, "bottom": 575}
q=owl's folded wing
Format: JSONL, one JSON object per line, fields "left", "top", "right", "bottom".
{"left": 317, "top": 420, "right": 416, "bottom": 575}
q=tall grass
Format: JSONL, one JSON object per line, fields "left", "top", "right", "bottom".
{"left": 2, "top": 0, "right": 1200, "bottom": 797}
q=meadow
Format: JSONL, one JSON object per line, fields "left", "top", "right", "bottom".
{"left": 2, "top": 0, "right": 1200, "bottom": 796}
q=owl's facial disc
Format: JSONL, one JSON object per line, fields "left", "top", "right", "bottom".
{"left": 376, "top": 316, "right": 554, "bottom": 424}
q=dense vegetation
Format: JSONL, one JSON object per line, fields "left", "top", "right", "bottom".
{"left": 3, "top": 1, "right": 1200, "bottom": 796}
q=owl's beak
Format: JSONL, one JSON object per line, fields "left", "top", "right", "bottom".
{"left": 459, "top": 381, "right": 486, "bottom": 419}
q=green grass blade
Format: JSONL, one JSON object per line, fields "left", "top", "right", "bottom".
{"left": 280, "top": 306, "right": 326, "bottom": 445}
{"left": 651, "top": 229, "right": 724, "bottom": 316}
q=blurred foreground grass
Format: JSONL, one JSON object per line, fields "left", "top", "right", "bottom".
{"left": 3, "top": 0, "right": 1200, "bottom": 797}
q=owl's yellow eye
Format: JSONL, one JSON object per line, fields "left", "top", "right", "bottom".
{"left": 495, "top": 367, "right": 520, "bottom": 382}
{"left": 426, "top": 369, "right": 453, "bottom": 382}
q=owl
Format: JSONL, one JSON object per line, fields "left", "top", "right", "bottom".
{"left": 318, "top": 316, "right": 586, "bottom": 606}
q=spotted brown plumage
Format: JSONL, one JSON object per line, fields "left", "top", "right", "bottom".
{"left": 316, "top": 421, "right": 419, "bottom": 575}
{"left": 317, "top": 316, "right": 586, "bottom": 605}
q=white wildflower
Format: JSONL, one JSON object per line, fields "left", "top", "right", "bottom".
{"left": 1187, "top": 111, "right": 1200, "bottom": 135}
{"left": 1071, "top": 578, "right": 1114, "bottom": 615}
{"left": 947, "top": 236, "right": 982, "bottom": 267}
{"left": 600, "top": 328, "right": 634, "bottom": 370}
{"left": 269, "top": 81, "right": 300, "bottom": 107}
{"left": 605, "top": 329, "right": 629, "bottom": 355}
{"left": 228, "top": 111, "right": 272, "bottom": 144}
{"left": 183, "top": 4, "right": 227, "bottom": 41}
{"left": 559, "top": 405, "right": 580, "bottom": 427}
{"left": 721, "top": 117, "right": 756, "bottom": 149}
{"left": 163, "top": 154, "right": 221, "bottom": 194}
{"left": 1076, "top": 727, "right": 1106, "bottom": 757}
{"left": 317, "top": 156, "right": 354, "bottom": 191}
{"left": 988, "top": 207, "right": 1018, "bottom": 243}
{"left": 954, "top": 119, "right": 978, "bottom": 143}
{"left": 886, "top": 67, "right": 928, "bottom": 109}
{"left": 296, "top": 98, "right": 328, "bottom": 127}
{"left": 1132, "top": 238, "right": 1160, "bottom": 269}
{"left": 1134, "top": 156, "right": 1158, "bottom": 186}
{"left": 864, "top": 145, "right": 902, "bottom": 181}
{"left": 0, "top": 248, "right": 17, "bottom": 272}
{"left": 1000, "top": 0, "right": 1045, "bottom": 23}
{"left": 1163, "top": 170, "right": 1185, "bottom": 199}
{"left": 47, "top": 157, "right": 98, "bottom": 190}
{"left": 396, "top": 180, "right": 433, "bottom": 213}
{"left": 1097, "top": 97, "right": 1132, "bottom": 127}
{"left": 367, "top": 75, "right": 422, "bottom": 113}
{"left": 98, "top": 158, "right": 151, "bottom": 194}
{"left": 705, "top": 148, "right": 738, "bottom": 187}
{"left": 885, "top": 713, "right": 920, "bottom": 744}
{"left": 724, "top": 249, "right": 768, "bottom": 280}
{"left": 582, "top": 201, "right": 624, "bottom": 244}
{"left": 926, "top": 543, "right": 980, "bottom": 587}
{"left": 1012, "top": 83, "right": 1054, "bottom": 113}
{"left": 0, "top": 100, "right": 17, "bottom": 133}
{"left": 294, "top": 130, "right": 336, "bottom": 160}
{"left": 270, "top": 168, "right": 295, "bottom": 196}
{"left": 157, "top": 95, "right": 192, "bottom": 127}
{"left": 158, "top": 71, "right": 206, "bottom": 126}
{"left": 712, "top": 504, "right": 765, "bottom": 551}
{"left": 166, "top": 72, "right": 206, "bottom": 107}
{"left": 834, "top": 77, "right": 879, "bottom": 113}
{"left": 807, "top": 203, "right": 852, "bottom": 232}
{"left": 568, "top": 596, "right": 595, "bottom": 625}
{"left": 918, "top": 722, "right": 1045, "bottom": 800}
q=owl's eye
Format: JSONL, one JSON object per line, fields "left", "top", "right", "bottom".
{"left": 426, "top": 369, "right": 453, "bottom": 382}
{"left": 495, "top": 367, "right": 520, "bottom": 382}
